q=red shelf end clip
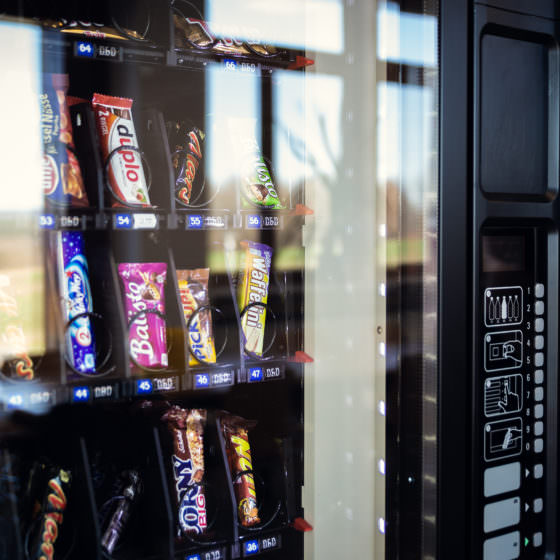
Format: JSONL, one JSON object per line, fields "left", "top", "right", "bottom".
{"left": 292, "top": 517, "right": 313, "bottom": 532}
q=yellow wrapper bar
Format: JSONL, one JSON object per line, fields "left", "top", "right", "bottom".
{"left": 237, "top": 242, "right": 273, "bottom": 357}
{"left": 177, "top": 269, "right": 216, "bottom": 366}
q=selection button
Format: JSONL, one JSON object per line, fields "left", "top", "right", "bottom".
{"left": 534, "top": 353, "right": 544, "bottom": 367}
{"left": 534, "top": 335, "right": 544, "bottom": 350}
{"left": 533, "top": 532, "right": 543, "bottom": 547}
{"left": 534, "top": 404, "right": 544, "bottom": 419}
{"left": 535, "top": 283, "right": 545, "bottom": 298}
{"left": 534, "top": 438, "right": 544, "bottom": 453}
{"left": 533, "top": 498, "right": 543, "bottom": 513}
{"left": 535, "top": 301, "right": 544, "bottom": 315}
{"left": 535, "top": 318, "right": 544, "bottom": 333}
{"left": 534, "top": 387, "right": 544, "bottom": 402}
{"left": 534, "top": 370, "right": 544, "bottom": 384}
{"left": 534, "top": 464, "right": 543, "bottom": 479}
{"left": 534, "top": 421, "right": 544, "bottom": 436}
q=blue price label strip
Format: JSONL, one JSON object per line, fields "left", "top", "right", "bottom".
{"left": 248, "top": 367, "right": 263, "bottom": 382}
{"left": 136, "top": 379, "right": 153, "bottom": 395}
{"left": 39, "top": 214, "right": 56, "bottom": 229}
{"left": 76, "top": 41, "right": 95, "bottom": 57}
{"left": 247, "top": 215, "right": 262, "bottom": 229}
{"left": 72, "top": 387, "right": 90, "bottom": 402}
{"left": 187, "top": 215, "right": 203, "bottom": 229}
{"left": 224, "top": 59, "right": 237, "bottom": 70}
{"left": 114, "top": 214, "right": 133, "bottom": 229}
{"left": 244, "top": 540, "right": 260, "bottom": 556}
{"left": 186, "top": 555, "right": 201, "bottom": 560}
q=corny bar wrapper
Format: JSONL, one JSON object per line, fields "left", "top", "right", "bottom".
{"left": 237, "top": 241, "right": 273, "bottom": 357}
{"left": 118, "top": 262, "right": 168, "bottom": 371}
{"left": 162, "top": 406, "right": 207, "bottom": 537}
{"left": 41, "top": 73, "right": 88, "bottom": 207}
{"left": 176, "top": 268, "right": 216, "bottom": 366}
{"left": 55, "top": 231, "right": 97, "bottom": 375}
{"left": 92, "top": 94, "right": 151, "bottom": 207}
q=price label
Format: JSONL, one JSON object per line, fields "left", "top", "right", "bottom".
{"left": 211, "top": 371, "right": 234, "bottom": 387}
{"left": 133, "top": 213, "right": 158, "bottom": 229}
{"left": 136, "top": 379, "right": 153, "bottom": 395}
{"left": 205, "top": 215, "right": 226, "bottom": 228}
{"left": 263, "top": 216, "right": 280, "bottom": 228}
{"left": 194, "top": 374, "right": 210, "bottom": 389}
{"left": 187, "top": 215, "right": 203, "bottom": 229}
{"left": 93, "top": 385, "right": 114, "bottom": 400}
{"left": 244, "top": 540, "right": 260, "bottom": 556}
{"left": 59, "top": 215, "right": 81, "bottom": 228}
{"left": 97, "top": 44, "right": 120, "bottom": 59}
{"left": 203, "top": 550, "right": 224, "bottom": 560}
{"left": 264, "top": 366, "right": 283, "bottom": 380}
{"left": 72, "top": 387, "right": 90, "bottom": 402}
{"left": 30, "top": 391, "right": 53, "bottom": 406}
{"left": 247, "top": 215, "right": 262, "bottom": 229}
{"left": 114, "top": 214, "right": 133, "bottom": 229}
{"left": 260, "top": 535, "right": 280, "bottom": 552}
{"left": 7, "top": 394, "right": 24, "bottom": 409}
{"left": 76, "top": 41, "right": 94, "bottom": 57}
{"left": 39, "top": 214, "right": 56, "bottom": 229}
{"left": 153, "top": 376, "right": 178, "bottom": 392}
{"left": 248, "top": 367, "right": 263, "bottom": 382}
{"left": 241, "top": 62, "right": 257, "bottom": 73}
{"left": 224, "top": 59, "right": 237, "bottom": 71}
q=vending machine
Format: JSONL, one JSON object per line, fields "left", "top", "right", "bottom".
{"left": 0, "top": 1, "right": 441, "bottom": 560}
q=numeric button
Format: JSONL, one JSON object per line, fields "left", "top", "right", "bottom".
{"left": 535, "top": 318, "right": 544, "bottom": 333}
{"left": 535, "top": 283, "right": 545, "bottom": 298}
{"left": 535, "top": 301, "right": 545, "bottom": 315}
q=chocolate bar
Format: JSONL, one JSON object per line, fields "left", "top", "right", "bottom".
{"left": 118, "top": 262, "right": 168, "bottom": 371}
{"left": 92, "top": 94, "right": 151, "bottom": 207}
{"left": 168, "top": 122, "right": 205, "bottom": 206}
{"left": 174, "top": 16, "right": 282, "bottom": 58}
{"left": 176, "top": 269, "right": 216, "bottom": 366}
{"left": 0, "top": 274, "right": 35, "bottom": 380}
{"left": 227, "top": 117, "right": 284, "bottom": 209}
{"left": 237, "top": 241, "right": 273, "bottom": 357}
{"left": 162, "top": 406, "right": 207, "bottom": 536}
{"left": 101, "top": 470, "right": 142, "bottom": 555}
{"left": 220, "top": 413, "right": 260, "bottom": 527}
{"left": 55, "top": 231, "right": 97, "bottom": 375}
{"left": 41, "top": 73, "right": 88, "bottom": 207}
{"left": 30, "top": 467, "right": 71, "bottom": 560}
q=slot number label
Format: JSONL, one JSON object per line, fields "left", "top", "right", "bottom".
{"left": 194, "top": 371, "right": 234, "bottom": 389}
{"left": 248, "top": 366, "right": 284, "bottom": 383}
{"left": 39, "top": 214, "right": 56, "bottom": 229}
{"left": 72, "top": 387, "right": 90, "bottom": 402}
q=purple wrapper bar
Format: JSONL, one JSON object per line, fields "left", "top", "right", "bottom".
{"left": 56, "top": 231, "right": 97, "bottom": 374}
{"left": 118, "top": 262, "right": 168, "bottom": 371}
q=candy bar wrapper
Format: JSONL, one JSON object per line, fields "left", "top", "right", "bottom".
{"left": 92, "top": 94, "right": 151, "bottom": 207}
{"left": 220, "top": 413, "right": 260, "bottom": 527}
{"left": 227, "top": 117, "right": 284, "bottom": 209}
{"left": 118, "top": 263, "right": 168, "bottom": 371}
{"left": 162, "top": 406, "right": 207, "bottom": 536}
{"left": 168, "top": 122, "right": 205, "bottom": 206}
{"left": 44, "top": 19, "right": 146, "bottom": 41}
{"left": 0, "top": 274, "right": 35, "bottom": 380}
{"left": 41, "top": 73, "right": 88, "bottom": 207}
{"left": 174, "top": 16, "right": 280, "bottom": 58}
{"left": 176, "top": 269, "right": 216, "bottom": 366}
{"left": 55, "top": 232, "right": 97, "bottom": 374}
{"left": 237, "top": 242, "right": 273, "bottom": 357}
{"left": 101, "top": 470, "right": 142, "bottom": 555}
{"left": 30, "top": 467, "right": 71, "bottom": 560}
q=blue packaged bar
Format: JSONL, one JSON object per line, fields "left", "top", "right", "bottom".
{"left": 55, "top": 231, "right": 96, "bottom": 374}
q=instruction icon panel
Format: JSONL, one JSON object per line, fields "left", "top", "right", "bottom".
{"left": 484, "top": 286, "right": 523, "bottom": 327}
{"left": 484, "top": 330, "right": 523, "bottom": 372}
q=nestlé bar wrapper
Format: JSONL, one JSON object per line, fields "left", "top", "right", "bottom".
{"left": 237, "top": 241, "right": 273, "bottom": 357}
{"left": 55, "top": 231, "right": 97, "bottom": 375}
{"left": 92, "top": 94, "right": 151, "bottom": 207}
{"left": 176, "top": 268, "right": 216, "bottom": 366}
{"left": 162, "top": 406, "right": 208, "bottom": 536}
{"left": 41, "top": 73, "right": 88, "bottom": 207}
{"left": 220, "top": 412, "right": 260, "bottom": 527}
{"left": 118, "top": 262, "right": 168, "bottom": 371}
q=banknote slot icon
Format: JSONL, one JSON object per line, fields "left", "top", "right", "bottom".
{"left": 484, "top": 330, "right": 523, "bottom": 372}
{"left": 484, "top": 374, "right": 523, "bottom": 417}
{"left": 484, "top": 418, "right": 523, "bottom": 462}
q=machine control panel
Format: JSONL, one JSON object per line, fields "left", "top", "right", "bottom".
{"left": 478, "top": 229, "right": 546, "bottom": 559}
